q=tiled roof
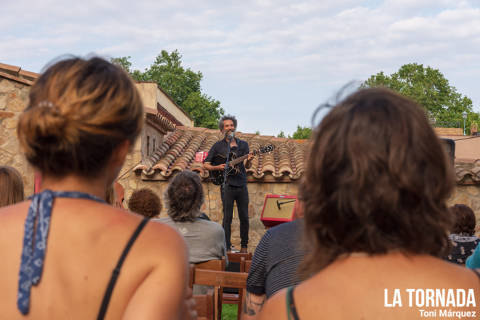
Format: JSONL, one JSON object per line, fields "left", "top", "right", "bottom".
{"left": 0, "top": 62, "right": 39, "bottom": 86}
{"left": 145, "top": 107, "right": 176, "bottom": 135}
{"left": 156, "top": 103, "right": 184, "bottom": 126}
{"left": 455, "top": 160, "right": 480, "bottom": 185}
{"left": 132, "top": 126, "right": 480, "bottom": 186}
{"left": 133, "top": 126, "right": 309, "bottom": 182}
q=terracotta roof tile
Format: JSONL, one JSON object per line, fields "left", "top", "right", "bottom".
{"left": 0, "top": 62, "right": 39, "bottom": 85}
{"left": 455, "top": 160, "right": 480, "bottom": 185}
{"left": 134, "top": 126, "right": 309, "bottom": 182}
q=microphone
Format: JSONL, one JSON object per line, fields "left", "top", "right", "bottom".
{"left": 276, "top": 200, "right": 281, "bottom": 210}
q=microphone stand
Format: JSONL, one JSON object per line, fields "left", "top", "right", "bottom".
{"left": 222, "top": 134, "right": 232, "bottom": 250}
{"left": 222, "top": 134, "right": 232, "bottom": 189}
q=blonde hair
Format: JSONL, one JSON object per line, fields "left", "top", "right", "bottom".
{"left": 17, "top": 57, "right": 144, "bottom": 177}
{"left": 0, "top": 166, "right": 24, "bottom": 207}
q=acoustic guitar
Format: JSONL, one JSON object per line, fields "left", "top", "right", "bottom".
{"left": 210, "top": 144, "right": 274, "bottom": 185}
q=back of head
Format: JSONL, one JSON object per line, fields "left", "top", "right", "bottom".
{"left": 450, "top": 204, "right": 476, "bottom": 236}
{"left": 0, "top": 166, "right": 24, "bottom": 207}
{"left": 166, "top": 170, "right": 204, "bottom": 222}
{"left": 128, "top": 188, "right": 162, "bottom": 218}
{"left": 301, "top": 87, "right": 454, "bottom": 273}
{"left": 17, "top": 57, "right": 144, "bottom": 178}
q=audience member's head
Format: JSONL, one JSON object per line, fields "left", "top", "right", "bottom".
{"left": 450, "top": 204, "right": 476, "bottom": 236}
{"left": 0, "top": 166, "right": 24, "bottom": 207}
{"left": 114, "top": 182, "right": 125, "bottom": 208}
{"left": 300, "top": 87, "right": 454, "bottom": 274}
{"left": 105, "top": 184, "right": 115, "bottom": 205}
{"left": 128, "top": 188, "right": 162, "bottom": 218}
{"left": 17, "top": 56, "right": 143, "bottom": 180}
{"left": 165, "top": 170, "right": 204, "bottom": 222}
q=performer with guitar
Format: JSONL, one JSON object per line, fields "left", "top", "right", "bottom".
{"left": 204, "top": 115, "right": 253, "bottom": 253}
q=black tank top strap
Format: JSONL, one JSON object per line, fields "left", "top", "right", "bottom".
{"left": 97, "top": 217, "right": 150, "bottom": 320}
{"left": 286, "top": 286, "right": 300, "bottom": 320}
{"left": 472, "top": 268, "right": 480, "bottom": 280}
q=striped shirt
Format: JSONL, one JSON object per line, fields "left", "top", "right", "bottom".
{"left": 246, "top": 219, "right": 305, "bottom": 298}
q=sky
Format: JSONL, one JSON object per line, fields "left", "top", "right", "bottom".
{"left": 1, "top": 0, "right": 480, "bottom": 136}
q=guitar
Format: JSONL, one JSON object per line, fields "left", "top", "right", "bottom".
{"left": 210, "top": 144, "right": 274, "bottom": 185}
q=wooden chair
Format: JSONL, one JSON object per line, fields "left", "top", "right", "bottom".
{"left": 189, "top": 258, "right": 225, "bottom": 288}
{"left": 222, "top": 253, "right": 252, "bottom": 320}
{"left": 191, "top": 269, "right": 248, "bottom": 320}
{"left": 189, "top": 259, "right": 226, "bottom": 319}
{"left": 227, "top": 251, "right": 253, "bottom": 263}
{"left": 194, "top": 288, "right": 215, "bottom": 320}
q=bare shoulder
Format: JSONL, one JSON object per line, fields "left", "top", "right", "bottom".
{"left": 124, "top": 214, "right": 188, "bottom": 262}
{"left": 258, "top": 289, "right": 288, "bottom": 320}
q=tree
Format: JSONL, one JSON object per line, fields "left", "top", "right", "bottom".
{"left": 277, "top": 131, "right": 286, "bottom": 138}
{"left": 363, "top": 63, "right": 479, "bottom": 130}
{"left": 292, "top": 126, "right": 312, "bottom": 139}
{"left": 182, "top": 92, "right": 224, "bottom": 128}
{"left": 111, "top": 56, "right": 132, "bottom": 73}
{"left": 112, "top": 50, "right": 224, "bottom": 129}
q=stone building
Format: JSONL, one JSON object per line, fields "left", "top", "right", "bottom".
{"left": 2, "top": 61, "right": 480, "bottom": 250}
{"left": 0, "top": 63, "right": 39, "bottom": 193}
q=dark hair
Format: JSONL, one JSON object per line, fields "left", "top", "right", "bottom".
{"left": 128, "top": 188, "right": 162, "bottom": 218}
{"left": 165, "top": 170, "right": 204, "bottom": 222}
{"left": 450, "top": 204, "right": 476, "bottom": 236}
{"left": 0, "top": 166, "right": 24, "bottom": 207}
{"left": 300, "top": 87, "right": 454, "bottom": 275}
{"left": 218, "top": 114, "right": 237, "bottom": 131}
{"left": 17, "top": 57, "right": 144, "bottom": 177}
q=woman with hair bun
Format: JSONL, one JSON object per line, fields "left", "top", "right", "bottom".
{"left": 0, "top": 166, "right": 24, "bottom": 207}
{"left": 259, "top": 88, "right": 480, "bottom": 319}
{"left": 0, "top": 57, "right": 191, "bottom": 319}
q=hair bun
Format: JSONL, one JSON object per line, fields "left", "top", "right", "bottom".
{"left": 19, "top": 100, "right": 77, "bottom": 151}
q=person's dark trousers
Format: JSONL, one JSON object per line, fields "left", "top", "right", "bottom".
{"left": 221, "top": 184, "right": 249, "bottom": 249}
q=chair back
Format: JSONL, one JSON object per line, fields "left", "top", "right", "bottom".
{"left": 196, "top": 258, "right": 226, "bottom": 271}
{"left": 194, "top": 288, "right": 215, "bottom": 320}
{"left": 192, "top": 269, "right": 248, "bottom": 320}
{"left": 227, "top": 252, "right": 252, "bottom": 262}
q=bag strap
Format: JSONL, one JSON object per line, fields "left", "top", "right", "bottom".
{"left": 286, "top": 286, "right": 300, "bottom": 320}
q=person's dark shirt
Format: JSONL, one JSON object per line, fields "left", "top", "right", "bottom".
{"left": 445, "top": 234, "right": 480, "bottom": 265}
{"left": 204, "top": 137, "right": 249, "bottom": 187}
{"left": 246, "top": 219, "right": 305, "bottom": 298}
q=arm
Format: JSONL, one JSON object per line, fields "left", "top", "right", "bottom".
{"left": 242, "top": 291, "right": 266, "bottom": 320}
{"left": 203, "top": 144, "right": 226, "bottom": 171}
{"left": 243, "top": 230, "right": 270, "bottom": 318}
{"left": 204, "top": 161, "right": 225, "bottom": 171}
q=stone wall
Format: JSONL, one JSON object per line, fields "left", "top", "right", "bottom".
{"left": 0, "top": 78, "right": 34, "bottom": 195}
{"left": 119, "top": 175, "right": 299, "bottom": 250}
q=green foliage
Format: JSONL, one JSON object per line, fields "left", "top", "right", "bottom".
{"left": 182, "top": 91, "right": 224, "bottom": 128}
{"left": 255, "top": 130, "right": 260, "bottom": 135}
{"left": 363, "top": 63, "right": 479, "bottom": 132}
{"left": 111, "top": 56, "right": 132, "bottom": 73}
{"left": 111, "top": 50, "right": 224, "bottom": 129}
{"left": 277, "top": 131, "right": 286, "bottom": 138}
{"left": 292, "top": 125, "right": 312, "bottom": 139}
